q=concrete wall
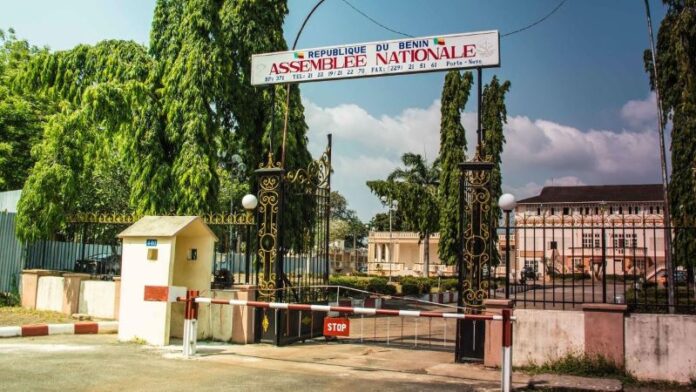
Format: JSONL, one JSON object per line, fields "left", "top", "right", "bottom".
{"left": 625, "top": 314, "right": 696, "bottom": 383}
{"left": 512, "top": 309, "right": 585, "bottom": 366}
{"left": 79, "top": 281, "right": 116, "bottom": 319}
{"left": 35, "top": 276, "right": 65, "bottom": 312}
{"left": 197, "top": 287, "right": 256, "bottom": 344}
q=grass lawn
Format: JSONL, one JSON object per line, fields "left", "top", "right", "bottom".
{"left": 0, "top": 306, "right": 75, "bottom": 326}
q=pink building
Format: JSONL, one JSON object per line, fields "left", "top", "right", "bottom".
{"left": 513, "top": 184, "right": 667, "bottom": 282}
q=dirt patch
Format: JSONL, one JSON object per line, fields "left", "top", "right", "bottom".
{"left": 0, "top": 306, "right": 75, "bottom": 326}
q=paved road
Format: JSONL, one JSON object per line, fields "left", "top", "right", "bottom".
{"left": 0, "top": 335, "right": 495, "bottom": 392}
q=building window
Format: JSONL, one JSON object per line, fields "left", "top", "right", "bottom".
{"left": 582, "top": 233, "right": 593, "bottom": 248}
{"left": 619, "top": 206, "right": 623, "bottom": 214}
{"left": 537, "top": 207, "right": 541, "bottom": 216}
{"left": 563, "top": 207, "right": 569, "bottom": 215}
{"left": 584, "top": 233, "right": 601, "bottom": 248}
{"left": 628, "top": 206, "right": 632, "bottom": 214}
{"left": 609, "top": 207, "right": 614, "bottom": 214}
{"left": 626, "top": 233, "right": 638, "bottom": 248}
{"left": 549, "top": 241, "right": 557, "bottom": 250}
{"left": 635, "top": 207, "right": 640, "bottom": 214}
{"left": 595, "top": 207, "right": 599, "bottom": 214}
{"left": 585, "top": 207, "right": 590, "bottom": 215}
{"left": 657, "top": 206, "right": 661, "bottom": 214}
{"left": 650, "top": 206, "right": 654, "bottom": 214}
{"left": 551, "top": 208, "right": 555, "bottom": 215}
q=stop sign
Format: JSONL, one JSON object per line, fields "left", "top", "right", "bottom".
{"left": 323, "top": 317, "right": 350, "bottom": 337}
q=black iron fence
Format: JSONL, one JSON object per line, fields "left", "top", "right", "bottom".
{"left": 209, "top": 223, "right": 255, "bottom": 288}
{"left": 496, "top": 220, "right": 696, "bottom": 314}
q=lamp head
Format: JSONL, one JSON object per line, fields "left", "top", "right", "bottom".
{"left": 241, "top": 194, "right": 258, "bottom": 211}
{"left": 498, "top": 193, "right": 517, "bottom": 212}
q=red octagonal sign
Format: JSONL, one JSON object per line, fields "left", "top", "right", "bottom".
{"left": 323, "top": 317, "right": 350, "bottom": 337}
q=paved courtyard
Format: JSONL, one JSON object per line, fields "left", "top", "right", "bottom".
{"left": 0, "top": 334, "right": 505, "bottom": 392}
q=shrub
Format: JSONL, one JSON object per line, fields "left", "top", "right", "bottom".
{"left": 329, "top": 275, "right": 396, "bottom": 295}
{"left": 0, "top": 277, "right": 21, "bottom": 307}
{"left": 519, "top": 352, "right": 631, "bottom": 381}
{"left": 441, "top": 278, "right": 459, "bottom": 291}
{"left": 400, "top": 276, "right": 432, "bottom": 296}
{"left": 365, "top": 277, "right": 396, "bottom": 295}
{"left": 0, "top": 292, "right": 20, "bottom": 307}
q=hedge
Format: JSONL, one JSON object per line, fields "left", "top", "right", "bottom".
{"left": 329, "top": 275, "right": 396, "bottom": 295}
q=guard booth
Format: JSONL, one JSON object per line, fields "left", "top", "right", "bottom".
{"left": 117, "top": 216, "right": 217, "bottom": 345}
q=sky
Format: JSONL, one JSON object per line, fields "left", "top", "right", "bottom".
{"left": 0, "top": 0, "right": 669, "bottom": 221}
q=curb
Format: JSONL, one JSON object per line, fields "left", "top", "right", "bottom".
{"left": 0, "top": 321, "right": 118, "bottom": 338}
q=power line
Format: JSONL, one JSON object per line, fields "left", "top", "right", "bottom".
{"left": 501, "top": 0, "right": 568, "bottom": 37}
{"left": 339, "top": 0, "right": 414, "bottom": 38}
{"left": 339, "top": 0, "right": 567, "bottom": 40}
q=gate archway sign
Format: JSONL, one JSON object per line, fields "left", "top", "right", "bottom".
{"left": 251, "top": 30, "right": 499, "bottom": 85}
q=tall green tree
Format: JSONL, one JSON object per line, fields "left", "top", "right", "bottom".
{"left": 14, "top": 40, "right": 152, "bottom": 240}
{"left": 437, "top": 71, "right": 473, "bottom": 266}
{"left": 369, "top": 210, "right": 408, "bottom": 232}
{"left": 145, "top": 0, "right": 224, "bottom": 214}
{"left": 367, "top": 153, "right": 440, "bottom": 277}
{"left": 481, "top": 76, "right": 511, "bottom": 267}
{"left": 645, "top": 0, "right": 696, "bottom": 275}
{"left": 0, "top": 29, "right": 47, "bottom": 191}
{"left": 221, "top": 0, "right": 313, "bottom": 251}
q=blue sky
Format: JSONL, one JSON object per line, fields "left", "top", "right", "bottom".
{"left": 0, "top": 0, "right": 668, "bottom": 221}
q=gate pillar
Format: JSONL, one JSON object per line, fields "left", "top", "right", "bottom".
{"left": 456, "top": 159, "right": 494, "bottom": 362}
{"left": 254, "top": 153, "right": 284, "bottom": 344}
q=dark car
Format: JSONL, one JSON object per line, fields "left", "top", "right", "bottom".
{"left": 520, "top": 266, "right": 537, "bottom": 283}
{"left": 75, "top": 253, "right": 121, "bottom": 276}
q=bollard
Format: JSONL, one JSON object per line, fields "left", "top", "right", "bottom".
{"left": 500, "top": 308, "right": 513, "bottom": 392}
{"left": 183, "top": 290, "right": 199, "bottom": 358}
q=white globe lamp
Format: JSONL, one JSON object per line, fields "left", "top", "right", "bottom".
{"left": 241, "top": 194, "right": 258, "bottom": 211}
{"left": 498, "top": 193, "right": 517, "bottom": 212}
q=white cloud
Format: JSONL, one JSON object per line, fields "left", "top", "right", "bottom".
{"left": 305, "top": 99, "right": 442, "bottom": 159}
{"left": 304, "top": 96, "right": 663, "bottom": 221}
{"left": 620, "top": 92, "right": 657, "bottom": 129}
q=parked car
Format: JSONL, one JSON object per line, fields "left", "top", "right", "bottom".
{"left": 519, "top": 266, "right": 538, "bottom": 283}
{"left": 645, "top": 267, "right": 687, "bottom": 287}
{"left": 75, "top": 253, "right": 121, "bottom": 276}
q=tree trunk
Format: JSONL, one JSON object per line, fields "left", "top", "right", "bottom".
{"left": 423, "top": 232, "right": 430, "bottom": 278}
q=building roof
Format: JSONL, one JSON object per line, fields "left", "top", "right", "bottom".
{"left": 117, "top": 216, "right": 217, "bottom": 239}
{"left": 517, "top": 184, "right": 664, "bottom": 204}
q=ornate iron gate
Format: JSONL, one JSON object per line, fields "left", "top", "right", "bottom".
{"left": 456, "top": 157, "right": 495, "bottom": 362}
{"left": 255, "top": 136, "right": 332, "bottom": 345}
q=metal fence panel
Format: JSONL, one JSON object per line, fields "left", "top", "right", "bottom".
{"left": 0, "top": 212, "right": 24, "bottom": 293}
{"left": 503, "top": 222, "right": 696, "bottom": 314}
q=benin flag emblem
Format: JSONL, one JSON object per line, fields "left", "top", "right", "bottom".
{"left": 294, "top": 52, "right": 305, "bottom": 59}
{"left": 433, "top": 37, "right": 445, "bottom": 45}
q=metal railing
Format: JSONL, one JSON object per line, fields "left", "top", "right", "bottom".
{"left": 498, "top": 222, "right": 696, "bottom": 314}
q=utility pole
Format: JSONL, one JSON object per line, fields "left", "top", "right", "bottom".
{"left": 644, "top": 0, "right": 675, "bottom": 312}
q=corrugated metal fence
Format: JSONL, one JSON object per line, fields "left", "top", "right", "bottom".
{"left": 0, "top": 211, "right": 24, "bottom": 293}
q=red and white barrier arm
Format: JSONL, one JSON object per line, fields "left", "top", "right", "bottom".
{"left": 188, "top": 297, "right": 512, "bottom": 321}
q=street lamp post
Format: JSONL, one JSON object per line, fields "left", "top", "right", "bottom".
{"left": 242, "top": 194, "right": 258, "bottom": 284}
{"left": 219, "top": 153, "right": 247, "bottom": 253}
{"left": 498, "top": 193, "right": 517, "bottom": 299}
{"left": 381, "top": 196, "right": 398, "bottom": 282}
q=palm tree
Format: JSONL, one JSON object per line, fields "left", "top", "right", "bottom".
{"left": 372, "top": 153, "right": 440, "bottom": 277}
